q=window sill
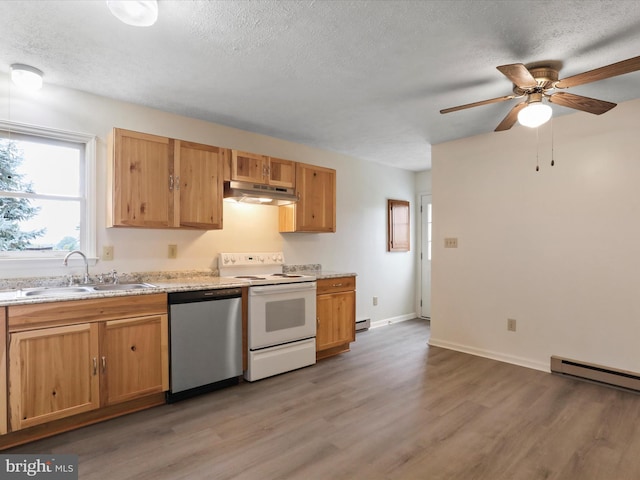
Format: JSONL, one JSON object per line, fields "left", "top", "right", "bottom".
{"left": 0, "top": 256, "right": 99, "bottom": 279}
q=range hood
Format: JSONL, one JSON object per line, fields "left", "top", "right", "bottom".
{"left": 223, "top": 181, "right": 298, "bottom": 206}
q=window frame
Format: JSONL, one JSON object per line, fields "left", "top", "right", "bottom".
{"left": 0, "top": 120, "right": 96, "bottom": 268}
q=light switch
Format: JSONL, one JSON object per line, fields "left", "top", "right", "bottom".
{"left": 444, "top": 237, "right": 458, "bottom": 248}
{"left": 102, "top": 246, "right": 114, "bottom": 261}
{"left": 168, "top": 244, "right": 178, "bottom": 259}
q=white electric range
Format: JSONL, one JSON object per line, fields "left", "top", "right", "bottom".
{"left": 218, "top": 252, "right": 317, "bottom": 381}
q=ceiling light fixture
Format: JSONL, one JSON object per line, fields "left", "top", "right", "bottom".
{"left": 10, "top": 64, "right": 44, "bottom": 91}
{"left": 517, "top": 93, "right": 552, "bottom": 128}
{"left": 106, "top": 0, "right": 158, "bottom": 27}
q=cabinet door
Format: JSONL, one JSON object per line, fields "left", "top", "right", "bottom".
{"left": 110, "top": 128, "right": 174, "bottom": 228}
{"left": 279, "top": 163, "right": 336, "bottom": 233}
{"left": 102, "top": 315, "right": 169, "bottom": 406}
{"left": 9, "top": 323, "right": 100, "bottom": 431}
{"left": 316, "top": 291, "right": 355, "bottom": 352}
{"left": 176, "top": 141, "right": 224, "bottom": 229}
{"left": 231, "top": 150, "right": 267, "bottom": 183}
{"left": 267, "top": 157, "right": 296, "bottom": 188}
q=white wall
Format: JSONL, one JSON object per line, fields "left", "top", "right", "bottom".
{"left": 1, "top": 75, "right": 419, "bottom": 325}
{"left": 430, "top": 98, "right": 640, "bottom": 373}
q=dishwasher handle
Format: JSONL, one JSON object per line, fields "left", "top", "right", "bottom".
{"left": 168, "top": 287, "right": 242, "bottom": 305}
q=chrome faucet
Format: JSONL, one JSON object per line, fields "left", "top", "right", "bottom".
{"left": 63, "top": 250, "right": 90, "bottom": 284}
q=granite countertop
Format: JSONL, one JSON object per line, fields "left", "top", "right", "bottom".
{"left": 0, "top": 269, "right": 357, "bottom": 307}
{"left": 0, "top": 276, "right": 249, "bottom": 307}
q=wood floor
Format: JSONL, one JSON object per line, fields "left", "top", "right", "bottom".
{"left": 8, "top": 318, "right": 640, "bottom": 479}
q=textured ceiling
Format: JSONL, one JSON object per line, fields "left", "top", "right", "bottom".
{"left": 1, "top": 0, "right": 640, "bottom": 171}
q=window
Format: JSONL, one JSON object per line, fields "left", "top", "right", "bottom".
{"left": 387, "top": 199, "right": 410, "bottom": 252}
{"left": 0, "top": 121, "right": 96, "bottom": 264}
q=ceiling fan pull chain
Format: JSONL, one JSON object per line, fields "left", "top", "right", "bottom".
{"left": 535, "top": 127, "right": 540, "bottom": 172}
{"left": 551, "top": 119, "right": 555, "bottom": 167}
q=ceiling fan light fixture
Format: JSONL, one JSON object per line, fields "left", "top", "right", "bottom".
{"left": 106, "top": 0, "right": 158, "bottom": 27}
{"left": 517, "top": 101, "right": 552, "bottom": 128}
{"left": 10, "top": 64, "right": 44, "bottom": 91}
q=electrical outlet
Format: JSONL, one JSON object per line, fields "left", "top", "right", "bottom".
{"left": 102, "top": 246, "right": 114, "bottom": 261}
{"left": 168, "top": 244, "right": 178, "bottom": 259}
{"left": 507, "top": 318, "right": 517, "bottom": 332}
{"left": 373, "top": 296, "right": 378, "bottom": 306}
{"left": 444, "top": 237, "right": 458, "bottom": 248}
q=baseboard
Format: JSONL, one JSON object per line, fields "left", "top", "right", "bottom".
{"left": 370, "top": 313, "right": 417, "bottom": 329}
{"left": 428, "top": 337, "right": 549, "bottom": 373}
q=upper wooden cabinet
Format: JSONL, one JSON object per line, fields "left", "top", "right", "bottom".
{"left": 279, "top": 163, "right": 336, "bottom": 233}
{"left": 177, "top": 141, "right": 226, "bottom": 229}
{"left": 231, "top": 150, "right": 296, "bottom": 188}
{"left": 108, "top": 128, "right": 226, "bottom": 229}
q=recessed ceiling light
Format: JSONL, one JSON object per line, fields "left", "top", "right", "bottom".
{"left": 106, "top": 0, "right": 158, "bottom": 27}
{"left": 10, "top": 64, "right": 44, "bottom": 91}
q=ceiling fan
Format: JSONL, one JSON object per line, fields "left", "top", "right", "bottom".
{"left": 440, "top": 55, "right": 640, "bottom": 131}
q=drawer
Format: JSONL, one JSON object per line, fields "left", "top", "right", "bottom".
{"left": 316, "top": 276, "right": 356, "bottom": 295}
{"left": 8, "top": 293, "right": 168, "bottom": 332}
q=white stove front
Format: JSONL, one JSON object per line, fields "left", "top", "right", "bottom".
{"left": 218, "top": 252, "right": 317, "bottom": 381}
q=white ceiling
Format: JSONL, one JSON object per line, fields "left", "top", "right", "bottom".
{"left": 1, "top": 0, "right": 640, "bottom": 171}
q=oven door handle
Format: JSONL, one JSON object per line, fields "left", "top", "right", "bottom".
{"left": 250, "top": 282, "right": 317, "bottom": 295}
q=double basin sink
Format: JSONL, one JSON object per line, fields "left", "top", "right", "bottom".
{"left": 17, "top": 283, "right": 157, "bottom": 298}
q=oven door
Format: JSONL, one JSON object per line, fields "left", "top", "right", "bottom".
{"left": 248, "top": 281, "right": 317, "bottom": 350}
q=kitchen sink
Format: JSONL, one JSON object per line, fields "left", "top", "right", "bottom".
{"left": 18, "top": 283, "right": 157, "bottom": 298}
{"left": 20, "top": 286, "right": 97, "bottom": 297}
{"left": 92, "top": 283, "right": 157, "bottom": 291}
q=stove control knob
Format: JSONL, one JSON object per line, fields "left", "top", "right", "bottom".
{"left": 259, "top": 256, "right": 265, "bottom": 262}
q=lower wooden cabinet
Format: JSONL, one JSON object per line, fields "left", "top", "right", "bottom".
{"left": 9, "top": 323, "right": 100, "bottom": 431}
{"left": 5, "top": 295, "right": 169, "bottom": 435}
{"left": 316, "top": 276, "right": 356, "bottom": 360}
{"left": 102, "top": 315, "right": 169, "bottom": 406}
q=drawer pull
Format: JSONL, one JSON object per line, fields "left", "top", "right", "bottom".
{"left": 332, "top": 283, "right": 343, "bottom": 287}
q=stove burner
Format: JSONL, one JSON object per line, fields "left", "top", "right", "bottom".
{"left": 234, "top": 275, "right": 266, "bottom": 280}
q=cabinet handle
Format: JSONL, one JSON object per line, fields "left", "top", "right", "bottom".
{"left": 317, "top": 317, "right": 320, "bottom": 327}
{"left": 101, "top": 356, "right": 106, "bottom": 373}
{"left": 92, "top": 357, "right": 97, "bottom": 376}
{"left": 169, "top": 175, "right": 174, "bottom": 191}
{"left": 332, "top": 283, "right": 343, "bottom": 287}
{"left": 175, "top": 176, "right": 180, "bottom": 190}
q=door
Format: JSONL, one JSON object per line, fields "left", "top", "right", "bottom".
{"left": 111, "top": 128, "right": 174, "bottom": 228}
{"left": 231, "top": 150, "right": 267, "bottom": 183}
{"left": 248, "top": 282, "right": 317, "bottom": 349}
{"left": 295, "top": 163, "right": 336, "bottom": 232}
{"left": 267, "top": 156, "right": 296, "bottom": 188}
{"left": 9, "top": 323, "right": 100, "bottom": 430}
{"left": 316, "top": 291, "right": 356, "bottom": 352}
{"left": 420, "top": 194, "right": 432, "bottom": 318}
{"left": 176, "top": 141, "right": 224, "bottom": 229}
{"left": 102, "top": 315, "right": 168, "bottom": 406}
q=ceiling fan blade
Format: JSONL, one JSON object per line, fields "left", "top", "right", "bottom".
{"left": 548, "top": 92, "right": 616, "bottom": 115}
{"left": 496, "top": 63, "right": 537, "bottom": 89}
{"left": 556, "top": 55, "right": 640, "bottom": 89}
{"left": 495, "top": 102, "right": 528, "bottom": 131}
{"left": 440, "top": 95, "right": 516, "bottom": 114}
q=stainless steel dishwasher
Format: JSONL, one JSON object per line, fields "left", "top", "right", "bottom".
{"left": 167, "top": 287, "right": 242, "bottom": 403}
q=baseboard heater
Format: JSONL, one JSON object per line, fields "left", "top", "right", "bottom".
{"left": 551, "top": 355, "right": 640, "bottom": 393}
{"left": 356, "top": 318, "right": 370, "bottom": 331}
